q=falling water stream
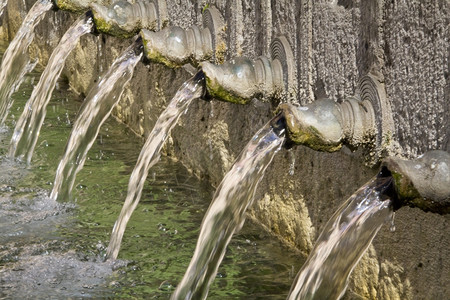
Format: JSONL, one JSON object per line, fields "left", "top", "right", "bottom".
{"left": 50, "top": 38, "right": 143, "bottom": 202}
{"left": 287, "top": 173, "right": 394, "bottom": 300}
{"left": 9, "top": 13, "right": 93, "bottom": 164}
{"left": 171, "top": 114, "right": 287, "bottom": 300}
{"left": 0, "top": 0, "right": 6, "bottom": 18}
{"left": 0, "top": 0, "right": 53, "bottom": 125}
{"left": 0, "top": 43, "right": 301, "bottom": 299}
{"left": 107, "top": 71, "right": 206, "bottom": 260}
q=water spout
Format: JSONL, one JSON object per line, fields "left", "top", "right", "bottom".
{"left": 171, "top": 113, "right": 286, "bottom": 300}
{"left": 9, "top": 12, "right": 94, "bottom": 164}
{"left": 200, "top": 36, "right": 296, "bottom": 104}
{"left": 279, "top": 74, "right": 394, "bottom": 164}
{"left": 279, "top": 96, "right": 375, "bottom": 152}
{"left": 90, "top": 0, "right": 168, "bottom": 38}
{"left": 382, "top": 150, "right": 450, "bottom": 214}
{"left": 288, "top": 171, "right": 395, "bottom": 300}
{"left": 106, "top": 70, "right": 206, "bottom": 260}
{"left": 140, "top": 6, "right": 226, "bottom": 68}
{"left": 50, "top": 37, "right": 143, "bottom": 202}
{"left": 0, "top": 0, "right": 54, "bottom": 126}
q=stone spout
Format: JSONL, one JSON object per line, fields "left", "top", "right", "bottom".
{"left": 200, "top": 36, "right": 297, "bottom": 104}
{"left": 140, "top": 6, "right": 226, "bottom": 68}
{"left": 277, "top": 74, "right": 395, "bottom": 165}
{"left": 90, "top": 0, "right": 168, "bottom": 38}
{"left": 279, "top": 97, "right": 375, "bottom": 152}
{"left": 53, "top": 0, "right": 110, "bottom": 12}
{"left": 382, "top": 150, "right": 450, "bottom": 214}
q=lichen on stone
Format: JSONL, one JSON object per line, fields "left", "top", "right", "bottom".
{"left": 214, "top": 40, "right": 226, "bottom": 65}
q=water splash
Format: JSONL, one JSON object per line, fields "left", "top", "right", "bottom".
{"left": 171, "top": 114, "right": 286, "bottom": 300}
{"left": 0, "top": 0, "right": 53, "bottom": 126}
{"left": 287, "top": 174, "right": 394, "bottom": 300}
{"left": 106, "top": 71, "right": 206, "bottom": 260}
{"left": 50, "top": 39, "right": 143, "bottom": 202}
{"left": 9, "top": 13, "right": 93, "bottom": 164}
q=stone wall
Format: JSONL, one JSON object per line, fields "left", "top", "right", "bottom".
{"left": 1, "top": 0, "right": 449, "bottom": 299}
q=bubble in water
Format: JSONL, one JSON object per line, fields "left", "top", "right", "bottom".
{"left": 159, "top": 280, "right": 175, "bottom": 291}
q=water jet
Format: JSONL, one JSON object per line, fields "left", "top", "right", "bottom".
{"left": 9, "top": 11, "right": 94, "bottom": 164}
{"left": 0, "top": 0, "right": 54, "bottom": 126}
{"left": 106, "top": 70, "right": 207, "bottom": 260}
{"left": 50, "top": 37, "right": 143, "bottom": 202}
{"left": 288, "top": 169, "right": 395, "bottom": 300}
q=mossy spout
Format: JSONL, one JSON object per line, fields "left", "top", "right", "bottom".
{"left": 279, "top": 96, "right": 376, "bottom": 152}
{"left": 278, "top": 74, "right": 396, "bottom": 165}
{"left": 90, "top": 0, "right": 167, "bottom": 38}
{"left": 141, "top": 6, "right": 225, "bottom": 68}
{"left": 279, "top": 99, "right": 346, "bottom": 152}
{"left": 200, "top": 36, "right": 296, "bottom": 104}
{"left": 141, "top": 26, "right": 212, "bottom": 68}
{"left": 382, "top": 150, "right": 450, "bottom": 214}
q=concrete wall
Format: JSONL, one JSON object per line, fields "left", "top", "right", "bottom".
{"left": 1, "top": 0, "right": 449, "bottom": 299}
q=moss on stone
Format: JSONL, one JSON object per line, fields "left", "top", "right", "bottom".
{"left": 287, "top": 125, "right": 342, "bottom": 152}
{"left": 205, "top": 76, "right": 249, "bottom": 105}
{"left": 92, "top": 16, "right": 137, "bottom": 39}
{"left": 144, "top": 48, "right": 184, "bottom": 69}
{"left": 55, "top": 0, "right": 86, "bottom": 12}
{"left": 392, "top": 171, "right": 421, "bottom": 199}
{"left": 391, "top": 171, "right": 422, "bottom": 207}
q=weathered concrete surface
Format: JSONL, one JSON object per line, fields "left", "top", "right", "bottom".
{"left": 1, "top": 0, "right": 449, "bottom": 299}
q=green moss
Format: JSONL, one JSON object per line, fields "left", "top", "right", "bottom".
{"left": 202, "top": 4, "right": 210, "bottom": 14}
{"left": 93, "top": 16, "right": 136, "bottom": 39}
{"left": 144, "top": 48, "right": 184, "bottom": 69}
{"left": 205, "top": 76, "right": 249, "bottom": 105}
{"left": 55, "top": 0, "right": 86, "bottom": 12}
{"left": 288, "top": 125, "right": 342, "bottom": 152}
{"left": 391, "top": 171, "right": 421, "bottom": 201}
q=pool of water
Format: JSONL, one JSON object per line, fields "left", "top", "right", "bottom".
{"left": 0, "top": 40, "right": 304, "bottom": 299}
